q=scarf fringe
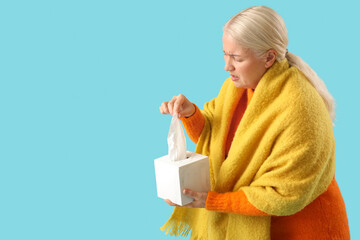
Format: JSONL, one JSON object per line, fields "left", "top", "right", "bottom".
{"left": 160, "top": 219, "right": 192, "bottom": 237}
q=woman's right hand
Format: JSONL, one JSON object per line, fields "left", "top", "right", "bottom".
{"left": 159, "top": 94, "right": 195, "bottom": 118}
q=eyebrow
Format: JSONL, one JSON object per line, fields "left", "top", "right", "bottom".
{"left": 223, "top": 51, "right": 243, "bottom": 57}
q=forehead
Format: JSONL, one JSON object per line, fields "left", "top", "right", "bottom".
{"left": 222, "top": 33, "right": 249, "bottom": 56}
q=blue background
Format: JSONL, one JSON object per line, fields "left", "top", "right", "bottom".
{"left": 0, "top": 0, "right": 359, "bottom": 239}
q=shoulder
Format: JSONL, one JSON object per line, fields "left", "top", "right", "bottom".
{"left": 280, "top": 66, "right": 333, "bottom": 133}
{"left": 283, "top": 66, "right": 326, "bottom": 112}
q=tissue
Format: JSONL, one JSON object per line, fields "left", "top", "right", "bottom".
{"left": 167, "top": 113, "right": 186, "bottom": 161}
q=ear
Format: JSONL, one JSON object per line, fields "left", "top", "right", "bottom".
{"left": 264, "top": 49, "right": 277, "bottom": 69}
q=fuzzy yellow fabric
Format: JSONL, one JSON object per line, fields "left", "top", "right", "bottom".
{"left": 160, "top": 59, "right": 336, "bottom": 240}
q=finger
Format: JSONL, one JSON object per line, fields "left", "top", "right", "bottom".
{"left": 168, "top": 96, "right": 177, "bottom": 115}
{"left": 173, "top": 94, "right": 185, "bottom": 115}
{"left": 183, "top": 188, "right": 199, "bottom": 199}
{"left": 160, "top": 102, "right": 170, "bottom": 114}
{"left": 165, "top": 199, "right": 180, "bottom": 207}
{"left": 177, "top": 105, "right": 184, "bottom": 118}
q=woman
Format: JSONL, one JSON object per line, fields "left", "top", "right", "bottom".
{"left": 159, "top": 6, "right": 350, "bottom": 240}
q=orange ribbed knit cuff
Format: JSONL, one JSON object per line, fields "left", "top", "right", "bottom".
{"left": 206, "top": 190, "right": 270, "bottom": 216}
{"left": 180, "top": 104, "right": 205, "bottom": 144}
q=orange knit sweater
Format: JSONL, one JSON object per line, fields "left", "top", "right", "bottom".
{"left": 180, "top": 89, "right": 350, "bottom": 239}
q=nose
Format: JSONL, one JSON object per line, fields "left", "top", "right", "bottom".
{"left": 224, "top": 55, "right": 235, "bottom": 72}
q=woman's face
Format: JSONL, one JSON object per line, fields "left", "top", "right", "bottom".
{"left": 222, "top": 33, "right": 268, "bottom": 89}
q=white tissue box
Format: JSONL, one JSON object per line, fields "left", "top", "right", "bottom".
{"left": 154, "top": 151, "right": 211, "bottom": 206}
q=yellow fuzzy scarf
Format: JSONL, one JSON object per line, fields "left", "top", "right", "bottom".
{"left": 160, "top": 59, "right": 336, "bottom": 240}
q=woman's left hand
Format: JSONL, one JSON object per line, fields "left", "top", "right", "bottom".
{"left": 165, "top": 189, "right": 208, "bottom": 208}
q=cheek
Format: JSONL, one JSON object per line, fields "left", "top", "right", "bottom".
{"left": 243, "top": 61, "right": 264, "bottom": 78}
{"left": 236, "top": 63, "right": 252, "bottom": 76}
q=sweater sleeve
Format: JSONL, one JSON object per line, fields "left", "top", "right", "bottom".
{"left": 180, "top": 104, "right": 205, "bottom": 144}
{"left": 206, "top": 190, "right": 271, "bottom": 216}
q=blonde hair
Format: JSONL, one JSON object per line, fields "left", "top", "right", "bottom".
{"left": 223, "top": 6, "right": 336, "bottom": 124}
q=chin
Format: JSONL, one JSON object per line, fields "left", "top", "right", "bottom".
{"left": 232, "top": 81, "right": 245, "bottom": 89}
{"left": 233, "top": 81, "right": 255, "bottom": 89}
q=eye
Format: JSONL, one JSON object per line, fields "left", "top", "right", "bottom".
{"left": 233, "top": 57, "right": 243, "bottom": 62}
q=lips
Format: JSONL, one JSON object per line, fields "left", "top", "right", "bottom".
{"left": 231, "top": 75, "right": 239, "bottom": 81}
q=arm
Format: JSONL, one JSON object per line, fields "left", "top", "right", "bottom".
{"left": 180, "top": 104, "right": 205, "bottom": 143}
{"left": 206, "top": 190, "right": 270, "bottom": 216}
{"left": 238, "top": 119, "right": 336, "bottom": 216}
{"left": 165, "top": 188, "right": 270, "bottom": 216}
